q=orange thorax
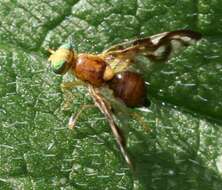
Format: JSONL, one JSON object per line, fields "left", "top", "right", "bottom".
{"left": 73, "top": 54, "right": 107, "bottom": 86}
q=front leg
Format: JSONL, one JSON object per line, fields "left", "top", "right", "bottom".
{"left": 61, "top": 80, "right": 85, "bottom": 91}
{"left": 61, "top": 80, "right": 86, "bottom": 111}
{"left": 68, "top": 104, "right": 96, "bottom": 129}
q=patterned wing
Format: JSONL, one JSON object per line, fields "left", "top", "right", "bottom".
{"left": 100, "top": 30, "right": 201, "bottom": 73}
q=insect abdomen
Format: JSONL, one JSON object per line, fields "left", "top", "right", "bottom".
{"left": 109, "top": 71, "right": 150, "bottom": 107}
{"left": 73, "top": 54, "right": 107, "bottom": 86}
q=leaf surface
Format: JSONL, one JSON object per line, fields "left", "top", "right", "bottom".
{"left": 0, "top": 0, "right": 222, "bottom": 189}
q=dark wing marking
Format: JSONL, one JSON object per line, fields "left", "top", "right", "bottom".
{"left": 152, "top": 30, "right": 202, "bottom": 61}
{"left": 102, "top": 30, "right": 201, "bottom": 63}
{"left": 88, "top": 85, "right": 133, "bottom": 169}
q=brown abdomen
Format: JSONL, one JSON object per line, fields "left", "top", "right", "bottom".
{"left": 109, "top": 71, "right": 149, "bottom": 107}
{"left": 73, "top": 54, "right": 106, "bottom": 86}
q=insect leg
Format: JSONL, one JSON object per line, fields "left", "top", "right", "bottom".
{"left": 60, "top": 80, "right": 86, "bottom": 111}
{"left": 60, "top": 80, "right": 85, "bottom": 91}
{"left": 68, "top": 104, "right": 96, "bottom": 129}
{"left": 131, "top": 112, "right": 150, "bottom": 132}
{"left": 88, "top": 85, "right": 133, "bottom": 168}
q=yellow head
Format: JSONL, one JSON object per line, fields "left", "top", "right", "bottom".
{"left": 48, "top": 43, "right": 76, "bottom": 75}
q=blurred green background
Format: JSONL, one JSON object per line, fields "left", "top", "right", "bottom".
{"left": 0, "top": 0, "right": 222, "bottom": 189}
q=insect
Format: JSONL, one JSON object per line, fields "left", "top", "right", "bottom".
{"left": 48, "top": 30, "right": 201, "bottom": 168}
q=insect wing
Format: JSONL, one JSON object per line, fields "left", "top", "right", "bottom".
{"left": 150, "top": 30, "right": 201, "bottom": 61}
{"left": 101, "top": 30, "right": 201, "bottom": 73}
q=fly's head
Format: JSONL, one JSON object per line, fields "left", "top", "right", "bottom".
{"left": 48, "top": 43, "right": 76, "bottom": 75}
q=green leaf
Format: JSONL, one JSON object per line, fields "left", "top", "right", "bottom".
{"left": 1, "top": 0, "right": 222, "bottom": 189}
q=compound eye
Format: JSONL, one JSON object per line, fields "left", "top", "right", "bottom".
{"left": 51, "top": 60, "right": 69, "bottom": 75}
